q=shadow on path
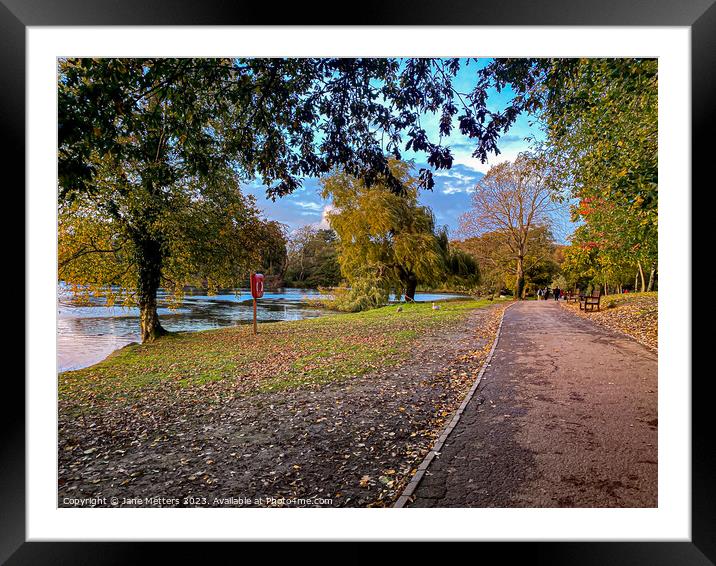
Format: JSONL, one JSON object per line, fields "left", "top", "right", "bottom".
{"left": 408, "top": 300, "right": 657, "bottom": 508}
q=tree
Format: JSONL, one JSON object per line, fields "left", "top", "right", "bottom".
{"left": 59, "top": 171, "right": 283, "bottom": 340}
{"left": 522, "top": 227, "right": 561, "bottom": 292}
{"left": 58, "top": 58, "right": 539, "bottom": 340}
{"left": 455, "top": 232, "right": 515, "bottom": 296}
{"left": 258, "top": 222, "right": 289, "bottom": 288}
{"left": 459, "top": 155, "right": 556, "bottom": 298}
{"left": 285, "top": 227, "right": 341, "bottom": 288}
{"left": 322, "top": 160, "right": 448, "bottom": 303}
{"left": 435, "top": 230, "right": 481, "bottom": 292}
{"left": 456, "top": 225, "right": 557, "bottom": 297}
{"left": 482, "top": 58, "right": 658, "bottom": 291}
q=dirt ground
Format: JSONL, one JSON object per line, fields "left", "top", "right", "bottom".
{"left": 58, "top": 304, "right": 506, "bottom": 507}
{"left": 409, "top": 301, "right": 657, "bottom": 508}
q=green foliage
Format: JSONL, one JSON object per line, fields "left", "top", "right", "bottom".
{"left": 456, "top": 227, "right": 560, "bottom": 297}
{"left": 58, "top": 57, "right": 525, "bottom": 338}
{"left": 323, "top": 275, "right": 392, "bottom": 313}
{"left": 320, "top": 160, "right": 480, "bottom": 307}
{"left": 550, "top": 274, "right": 568, "bottom": 289}
{"left": 456, "top": 225, "right": 561, "bottom": 297}
{"left": 546, "top": 59, "right": 658, "bottom": 230}
{"left": 59, "top": 58, "right": 533, "bottom": 202}
{"left": 258, "top": 222, "right": 289, "bottom": 282}
{"left": 552, "top": 60, "right": 658, "bottom": 291}
{"left": 284, "top": 227, "right": 342, "bottom": 288}
{"left": 482, "top": 58, "right": 658, "bottom": 291}
{"left": 435, "top": 230, "right": 481, "bottom": 291}
{"left": 59, "top": 173, "right": 285, "bottom": 304}
{"left": 321, "top": 160, "right": 448, "bottom": 304}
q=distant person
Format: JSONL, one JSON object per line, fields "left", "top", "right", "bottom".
{"left": 553, "top": 287, "right": 560, "bottom": 301}
{"left": 537, "top": 288, "right": 543, "bottom": 300}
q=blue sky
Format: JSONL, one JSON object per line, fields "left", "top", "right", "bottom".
{"left": 243, "top": 59, "right": 545, "bottom": 240}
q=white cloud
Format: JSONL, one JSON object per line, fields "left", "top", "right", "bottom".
{"left": 315, "top": 204, "right": 337, "bottom": 229}
{"left": 293, "top": 201, "right": 323, "bottom": 211}
{"left": 434, "top": 170, "right": 474, "bottom": 184}
{"left": 452, "top": 146, "right": 526, "bottom": 174}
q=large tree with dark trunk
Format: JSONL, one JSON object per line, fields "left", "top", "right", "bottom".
{"left": 57, "top": 58, "right": 526, "bottom": 339}
{"left": 58, "top": 168, "right": 285, "bottom": 341}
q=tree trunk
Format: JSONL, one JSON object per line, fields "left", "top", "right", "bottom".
{"left": 638, "top": 262, "right": 646, "bottom": 293}
{"left": 139, "top": 291, "right": 166, "bottom": 342}
{"left": 515, "top": 256, "right": 525, "bottom": 299}
{"left": 136, "top": 236, "right": 167, "bottom": 343}
{"left": 647, "top": 265, "right": 656, "bottom": 292}
{"left": 404, "top": 274, "right": 418, "bottom": 302}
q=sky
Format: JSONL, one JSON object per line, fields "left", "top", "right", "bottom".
{"left": 242, "top": 59, "right": 550, "bottom": 241}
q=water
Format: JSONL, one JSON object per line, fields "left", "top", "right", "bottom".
{"left": 57, "top": 287, "right": 467, "bottom": 372}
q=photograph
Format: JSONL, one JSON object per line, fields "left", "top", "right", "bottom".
{"left": 5, "top": 1, "right": 708, "bottom": 557}
{"left": 56, "top": 56, "right": 659, "bottom": 510}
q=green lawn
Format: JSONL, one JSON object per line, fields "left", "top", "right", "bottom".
{"left": 59, "top": 298, "right": 506, "bottom": 409}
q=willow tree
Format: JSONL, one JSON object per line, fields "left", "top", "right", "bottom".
{"left": 460, "top": 154, "right": 556, "bottom": 299}
{"left": 322, "top": 161, "right": 448, "bottom": 303}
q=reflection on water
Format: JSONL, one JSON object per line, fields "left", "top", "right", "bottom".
{"left": 57, "top": 286, "right": 467, "bottom": 372}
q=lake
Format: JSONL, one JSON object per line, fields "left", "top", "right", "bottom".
{"left": 57, "top": 287, "right": 467, "bottom": 372}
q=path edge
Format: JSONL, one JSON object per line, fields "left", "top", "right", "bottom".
{"left": 393, "top": 300, "right": 516, "bottom": 508}
{"left": 557, "top": 302, "right": 658, "bottom": 355}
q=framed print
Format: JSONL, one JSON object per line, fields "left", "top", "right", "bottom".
{"left": 4, "top": 0, "right": 712, "bottom": 561}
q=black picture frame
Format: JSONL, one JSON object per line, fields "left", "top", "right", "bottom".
{"left": 5, "top": 0, "right": 711, "bottom": 561}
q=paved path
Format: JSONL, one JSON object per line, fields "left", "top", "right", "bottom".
{"left": 408, "top": 301, "right": 657, "bottom": 507}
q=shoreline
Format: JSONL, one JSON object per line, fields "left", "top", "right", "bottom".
{"left": 58, "top": 290, "right": 474, "bottom": 373}
{"left": 58, "top": 298, "right": 510, "bottom": 507}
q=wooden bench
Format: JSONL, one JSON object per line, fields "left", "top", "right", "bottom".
{"left": 564, "top": 290, "right": 580, "bottom": 302}
{"left": 579, "top": 291, "right": 601, "bottom": 312}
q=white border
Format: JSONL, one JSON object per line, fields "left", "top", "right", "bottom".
{"left": 27, "top": 26, "right": 691, "bottom": 541}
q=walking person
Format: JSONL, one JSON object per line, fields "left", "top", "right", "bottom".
{"left": 537, "top": 288, "right": 543, "bottom": 301}
{"left": 553, "top": 287, "right": 560, "bottom": 301}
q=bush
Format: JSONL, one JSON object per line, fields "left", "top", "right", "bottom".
{"left": 319, "top": 278, "right": 390, "bottom": 312}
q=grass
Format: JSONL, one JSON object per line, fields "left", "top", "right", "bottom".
{"left": 59, "top": 298, "right": 507, "bottom": 408}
